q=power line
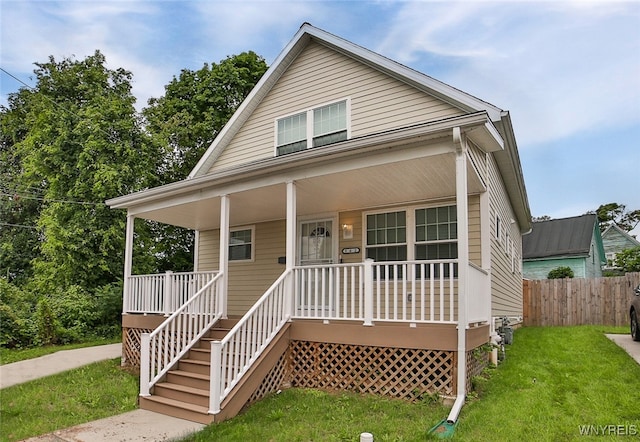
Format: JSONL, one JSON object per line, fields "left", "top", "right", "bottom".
{"left": 0, "top": 222, "right": 38, "bottom": 229}
{"left": 0, "top": 66, "right": 127, "bottom": 141}
{"left": 0, "top": 191, "right": 105, "bottom": 206}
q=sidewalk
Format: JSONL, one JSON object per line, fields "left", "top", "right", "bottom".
{"left": 1, "top": 344, "right": 205, "bottom": 441}
{"left": 606, "top": 333, "right": 640, "bottom": 365}
{"left": 0, "top": 344, "right": 122, "bottom": 389}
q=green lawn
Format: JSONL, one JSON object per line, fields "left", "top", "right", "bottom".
{"left": 0, "top": 358, "right": 138, "bottom": 442}
{"left": 183, "top": 326, "right": 639, "bottom": 441}
{"left": 1, "top": 326, "right": 638, "bottom": 441}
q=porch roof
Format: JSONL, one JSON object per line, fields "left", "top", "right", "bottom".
{"left": 107, "top": 114, "right": 495, "bottom": 230}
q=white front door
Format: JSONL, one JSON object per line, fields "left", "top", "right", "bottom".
{"left": 299, "top": 219, "right": 335, "bottom": 265}
{"left": 298, "top": 218, "right": 336, "bottom": 315}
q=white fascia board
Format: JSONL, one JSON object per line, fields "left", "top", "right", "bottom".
{"left": 188, "top": 23, "right": 505, "bottom": 179}
{"left": 188, "top": 27, "right": 311, "bottom": 179}
{"left": 107, "top": 112, "right": 493, "bottom": 210}
{"left": 302, "top": 24, "right": 504, "bottom": 121}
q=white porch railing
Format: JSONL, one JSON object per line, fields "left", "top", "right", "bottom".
{"left": 209, "top": 269, "right": 292, "bottom": 414}
{"left": 126, "top": 271, "right": 218, "bottom": 314}
{"left": 467, "top": 263, "right": 490, "bottom": 323}
{"left": 292, "top": 260, "right": 459, "bottom": 324}
{"left": 140, "top": 272, "right": 224, "bottom": 396}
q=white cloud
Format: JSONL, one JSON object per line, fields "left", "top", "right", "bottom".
{"left": 376, "top": 1, "right": 640, "bottom": 147}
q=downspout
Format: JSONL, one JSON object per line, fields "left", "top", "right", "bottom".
{"left": 447, "top": 126, "right": 468, "bottom": 424}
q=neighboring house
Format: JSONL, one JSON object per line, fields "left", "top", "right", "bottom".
{"left": 107, "top": 23, "right": 531, "bottom": 424}
{"left": 522, "top": 214, "right": 606, "bottom": 279}
{"left": 601, "top": 224, "right": 640, "bottom": 270}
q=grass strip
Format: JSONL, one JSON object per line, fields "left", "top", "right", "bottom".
{"left": 181, "top": 326, "right": 639, "bottom": 441}
{"left": 183, "top": 388, "right": 449, "bottom": 441}
{"left": 0, "top": 358, "right": 138, "bottom": 442}
{"left": 456, "top": 326, "right": 640, "bottom": 441}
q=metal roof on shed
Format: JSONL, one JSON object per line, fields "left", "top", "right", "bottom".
{"left": 522, "top": 214, "right": 598, "bottom": 259}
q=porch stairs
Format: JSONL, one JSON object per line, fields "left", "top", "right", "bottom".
{"left": 138, "top": 319, "right": 237, "bottom": 424}
{"left": 139, "top": 318, "right": 291, "bottom": 424}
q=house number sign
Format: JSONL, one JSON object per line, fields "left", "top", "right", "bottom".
{"left": 341, "top": 247, "right": 360, "bottom": 254}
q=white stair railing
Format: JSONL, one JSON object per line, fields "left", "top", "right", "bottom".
{"left": 140, "top": 272, "right": 224, "bottom": 397}
{"left": 209, "top": 269, "right": 291, "bottom": 414}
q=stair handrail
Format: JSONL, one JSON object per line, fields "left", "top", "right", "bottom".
{"left": 140, "top": 272, "right": 224, "bottom": 397}
{"left": 209, "top": 269, "right": 292, "bottom": 414}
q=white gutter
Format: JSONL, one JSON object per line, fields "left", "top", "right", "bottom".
{"left": 448, "top": 126, "right": 468, "bottom": 424}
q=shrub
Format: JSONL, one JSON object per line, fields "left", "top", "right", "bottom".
{"left": 548, "top": 266, "right": 574, "bottom": 279}
{"left": 0, "top": 279, "right": 37, "bottom": 348}
{"left": 614, "top": 247, "right": 640, "bottom": 273}
{"left": 0, "top": 278, "right": 123, "bottom": 349}
{"left": 35, "top": 297, "right": 60, "bottom": 345}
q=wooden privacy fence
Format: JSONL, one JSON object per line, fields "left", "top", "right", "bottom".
{"left": 523, "top": 273, "right": 640, "bottom": 327}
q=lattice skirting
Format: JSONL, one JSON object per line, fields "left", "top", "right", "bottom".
{"left": 287, "top": 341, "right": 455, "bottom": 400}
{"left": 122, "top": 327, "right": 152, "bottom": 368}
{"left": 465, "top": 348, "right": 489, "bottom": 393}
{"left": 246, "top": 352, "right": 289, "bottom": 406}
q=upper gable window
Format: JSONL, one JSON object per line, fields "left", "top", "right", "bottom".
{"left": 276, "top": 99, "right": 349, "bottom": 156}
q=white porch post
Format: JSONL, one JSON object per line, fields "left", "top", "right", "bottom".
{"left": 363, "top": 258, "right": 374, "bottom": 326}
{"left": 123, "top": 214, "right": 135, "bottom": 315}
{"left": 284, "top": 181, "right": 297, "bottom": 319}
{"left": 219, "top": 195, "right": 230, "bottom": 318}
{"left": 454, "top": 126, "right": 469, "bottom": 397}
{"left": 480, "top": 189, "right": 492, "bottom": 323}
{"left": 193, "top": 230, "right": 200, "bottom": 272}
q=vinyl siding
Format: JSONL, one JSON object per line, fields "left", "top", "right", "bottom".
{"left": 197, "top": 200, "right": 481, "bottom": 316}
{"left": 486, "top": 153, "right": 524, "bottom": 317}
{"left": 207, "top": 41, "right": 464, "bottom": 174}
{"left": 198, "top": 220, "right": 287, "bottom": 316}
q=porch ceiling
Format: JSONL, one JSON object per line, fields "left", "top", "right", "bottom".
{"left": 134, "top": 152, "right": 485, "bottom": 231}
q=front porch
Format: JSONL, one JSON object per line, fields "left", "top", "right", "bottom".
{"left": 110, "top": 119, "right": 500, "bottom": 422}
{"left": 120, "top": 258, "right": 490, "bottom": 423}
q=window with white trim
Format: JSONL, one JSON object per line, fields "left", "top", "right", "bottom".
{"left": 415, "top": 206, "right": 458, "bottom": 260}
{"left": 276, "top": 99, "right": 348, "bottom": 156}
{"left": 365, "top": 211, "right": 407, "bottom": 262}
{"left": 365, "top": 205, "right": 458, "bottom": 277}
{"left": 229, "top": 227, "right": 254, "bottom": 261}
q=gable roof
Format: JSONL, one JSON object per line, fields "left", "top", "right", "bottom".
{"left": 601, "top": 224, "right": 640, "bottom": 248}
{"left": 189, "top": 22, "right": 504, "bottom": 179}
{"left": 185, "top": 22, "right": 531, "bottom": 232}
{"left": 523, "top": 214, "right": 601, "bottom": 259}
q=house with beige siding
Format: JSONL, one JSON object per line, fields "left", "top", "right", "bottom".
{"left": 107, "top": 23, "right": 531, "bottom": 425}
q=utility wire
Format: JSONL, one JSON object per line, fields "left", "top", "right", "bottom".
{"left": 0, "top": 222, "right": 38, "bottom": 229}
{"left": 0, "top": 66, "right": 125, "bottom": 141}
{"left": 0, "top": 191, "right": 105, "bottom": 206}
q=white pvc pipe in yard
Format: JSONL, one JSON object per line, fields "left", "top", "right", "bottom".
{"left": 360, "top": 433, "right": 374, "bottom": 442}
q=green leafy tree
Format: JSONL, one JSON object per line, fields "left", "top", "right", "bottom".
{"left": 2, "top": 51, "right": 156, "bottom": 292}
{"left": 142, "top": 52, "right": 268, "bottom": 271}
{"left": 548, "top": 266, "right": 574, "bottom": 279}
{"left": 0, "top": 90, "right": 43, "bottom": 284}
{"left": 591, "top": 203, "right": 640, "bottom": 232}
{"left": 614, "top": 247, "right": 640, "bottom": 273}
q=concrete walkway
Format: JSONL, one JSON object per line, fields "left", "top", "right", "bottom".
{"left": 1, "top": 344, "right": 205, "bottom": 441}
{"left": 0, "top": 344, "right": 122, "bottom": 389}
{"left": 606, "top": 333, "right": 640, "bottom": 365}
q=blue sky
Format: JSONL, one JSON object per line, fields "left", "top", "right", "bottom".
{"left": 1, "top": 0, "right": 639, "bottom": 234}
